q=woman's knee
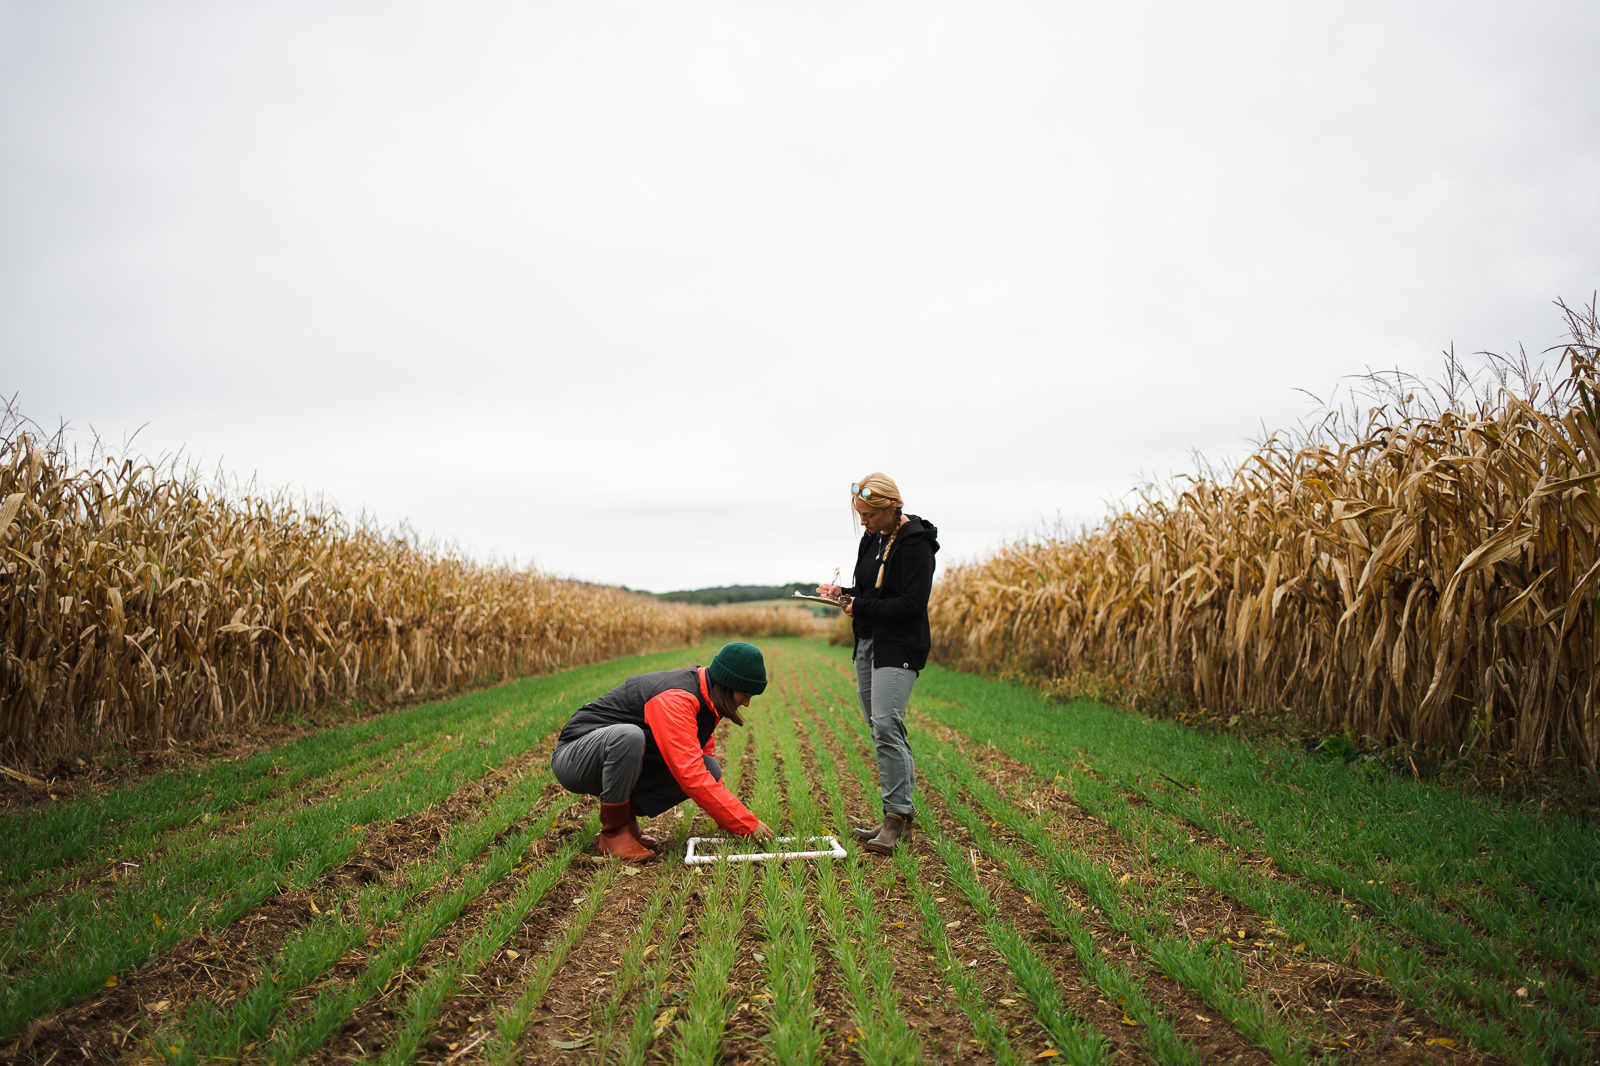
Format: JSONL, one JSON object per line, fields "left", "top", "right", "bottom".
{"left": 870, "top": 712, "right": 909, "bottom": 745}
{"left": 702, "top": 755, "right": 723, "bottom": 781}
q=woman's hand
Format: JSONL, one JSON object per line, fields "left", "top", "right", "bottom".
{"left": 817, "top": 583, "right": 842, "bottom": 599}
{"left": 841, "top": 599, "right": 854, "bottom": 617}
{"left": 750, "top": 820, "right": 775, "bottom": 839}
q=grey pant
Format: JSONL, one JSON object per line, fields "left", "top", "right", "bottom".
{"left": 855, "top": 638, "right": 917, "bottom": 815}
{"left": 550, "top": 723, "right": 723, "bottom": 817}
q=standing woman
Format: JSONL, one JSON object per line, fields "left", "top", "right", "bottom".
{"left": 818, "top": 473, "right": 939, "bottom": 854}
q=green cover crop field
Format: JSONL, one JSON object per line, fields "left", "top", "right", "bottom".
{"left": 2, "top": 638, "right": 1596, "bottom": 1066}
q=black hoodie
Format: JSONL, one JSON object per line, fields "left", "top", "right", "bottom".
{"left": 845, "top": 514, "right": 940, "bottom": 672}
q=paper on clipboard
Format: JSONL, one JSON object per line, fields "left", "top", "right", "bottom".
{"left": 792, "top": 591, "right": 850, "bottom": 607}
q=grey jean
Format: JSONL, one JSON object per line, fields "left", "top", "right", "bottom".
{"left": 855, "top": 638, "right": 918, "bottom": 815}
{"left": 550, "top": 723, "right": 723, "bottom": 817}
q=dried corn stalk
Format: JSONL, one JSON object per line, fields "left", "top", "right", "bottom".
{"left": 932, "top": 301, "right": 1600, "bottom": 771}
{"left": 0, "top": 425, "right": 810, "bottom": 766}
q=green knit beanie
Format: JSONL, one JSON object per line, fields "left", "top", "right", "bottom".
{"left": 708, "top": 641, "right": 768, "bottom": 695}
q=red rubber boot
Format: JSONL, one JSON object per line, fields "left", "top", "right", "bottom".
{"left": 628, "top": 798, "right": 660, "bottom": 851}
{"left": 598, "top": 802, "right": 656, "bottom": 862}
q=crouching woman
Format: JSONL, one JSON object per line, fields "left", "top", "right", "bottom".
{"left": 550, "top": 641, "right": 775, "bottom": 861}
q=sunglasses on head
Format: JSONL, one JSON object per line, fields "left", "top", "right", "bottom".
{"left": 850, "top": 483, "right": 876, "bottom": 500}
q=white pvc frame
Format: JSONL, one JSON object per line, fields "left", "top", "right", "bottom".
{"left": 684, "top": 835, "right": 847, "bottom": 865}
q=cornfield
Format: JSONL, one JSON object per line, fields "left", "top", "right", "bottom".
{"left": 932, "top": 300, "right": 1600, "bottom": 771}
{"left": 0, "top": 414, "right": 810, "bottom": 767}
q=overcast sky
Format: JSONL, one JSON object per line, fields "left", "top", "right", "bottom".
{"left": 3, "top": 2, "right": 1597, "bottom": 591}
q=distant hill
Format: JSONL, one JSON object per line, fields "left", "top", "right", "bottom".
{"left": 644, "top": 582, "right": 816, "bottom": 606}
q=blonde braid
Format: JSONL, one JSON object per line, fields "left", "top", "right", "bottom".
{"left": 875, "top": 523, "right": 902, "bottom": 588}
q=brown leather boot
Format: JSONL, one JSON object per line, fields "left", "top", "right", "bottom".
{"left": 863, "top": 812, "right": 912, "bottom": 855}
{"left": 598, "top": 802, "right": 656, "bottom": 862}
{"left": 851, "top": 815, "right": 885, "bottom": 842}
{"left": 628, "top": 798, "right": 660, "bottom": 851}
